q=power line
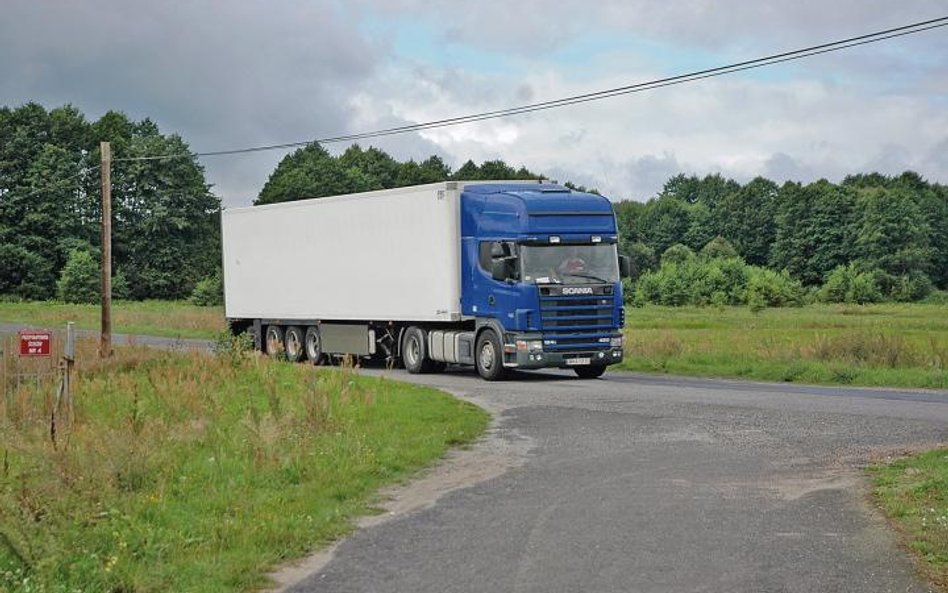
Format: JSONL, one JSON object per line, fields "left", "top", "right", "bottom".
{"left": 99, "top": 15, "right": 948, "bottom": 164}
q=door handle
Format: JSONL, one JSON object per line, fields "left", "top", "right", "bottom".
{"left": 488, "top": 295, "right": 496, "bottom": 306}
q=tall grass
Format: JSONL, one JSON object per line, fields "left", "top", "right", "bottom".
{"left": 0, "top": 338, "right": 487, "bottom": 592}
{"left": 622, "top": 303, "right": 948, "bottom": 389}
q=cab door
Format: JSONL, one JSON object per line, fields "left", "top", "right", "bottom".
{"left": 470, "top": 240, "right": 521, "bottom": 330}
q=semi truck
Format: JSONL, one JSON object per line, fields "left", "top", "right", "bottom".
{"left": 222, "top": 180, "right": 629, "bottom": 380}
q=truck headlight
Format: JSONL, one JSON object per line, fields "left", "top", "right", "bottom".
{"left": 610, "top": 335, "right": 623, "bottom": 348}
{"left": 516, "top": 340, "right": 544, "bottom": 352}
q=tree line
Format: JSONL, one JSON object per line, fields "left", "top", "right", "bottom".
{"left": 615, "top": 173, "right": 947, "bottom": 304}
{"left": 2, "top": 104, "right": 944, "bottom": 306}
{"left": 0, "top": 103, "right": 220, "bottom": 301}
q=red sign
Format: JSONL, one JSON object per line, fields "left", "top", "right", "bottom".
{"left": 19, "top": 331, "right": 51, "bottom": 357}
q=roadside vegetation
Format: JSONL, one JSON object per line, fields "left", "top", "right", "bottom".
{"left": 0, "top": 299, "right": 224, "bottom": 339}
{"left": 0, "top": 336, "right": 488, "bottom": 592}
{"left": 621, "top": 303, "right": 948, "bottom": 389}
{"left": 872, "top": 449, "right": 948, "bottom": 590}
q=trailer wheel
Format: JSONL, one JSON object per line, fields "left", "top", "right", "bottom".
{"left": 573, "top": 364, "right": 607, "bottom": 379}
{"left": 475, "top": 329, "right": 506, "bottom": 381}
{"left": 304, "top": 326, "right": 324, "bottom": 364}
{"left": 402, "top": 327, "right": 433, "bottom": 374}
{"left": 264, "top": 325, "right": 284, "bottom": 358}
{"left": 284, "top": 326, "right": 304, "bottom": 362}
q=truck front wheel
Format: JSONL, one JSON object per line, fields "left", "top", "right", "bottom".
{"left": 402, "top": 327, "right": 431, "bottom": 374}
{"left": 475, "top": 329, "right": 506, "bottom": 381}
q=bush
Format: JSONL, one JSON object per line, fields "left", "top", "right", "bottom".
{"left": 631, "top": 255, "right": 806, "bottom": 309}
{"left": 190, "top": 270, "right": 224, "bottom": 306}
{"left": 922, "top": 290, "right": 948, "bottom": 305}
{"left": 57, "top": 249, "right": 99, "bottom": 303}
{"left": 746, "top": 268, "right": 804, "bottom": 310}
{"left": 113, "top": 269, "right": 131, "bottom": 300}
{"left": 819, "top": 264, "right": 882, "bottom": 304}
{"left": 890, "top": 271, "right": 932, "bottom": 302}
{"left": 848, "top": 271, "right": 882, "bottom": 304}
{"left": 55, "top": 249, "right": 130, "bottom": 303}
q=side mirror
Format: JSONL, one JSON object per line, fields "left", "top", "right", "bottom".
{"left": 618, "top": 254, "right": 631, "bottom": 279}
{"left": 491, "top": 259, "right": 507, "bottom": 281}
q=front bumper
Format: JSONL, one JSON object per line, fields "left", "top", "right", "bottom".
{"left": 503, "top": 334, "right": 624, "bottom": 369}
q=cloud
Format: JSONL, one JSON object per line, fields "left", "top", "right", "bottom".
{"left": 0, "top": 0, "right": 383, "bottom": 206}
{"left": 1, "top": 0, "right": 945, "bottom": 206}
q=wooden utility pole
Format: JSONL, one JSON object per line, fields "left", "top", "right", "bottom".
{"left": 99, "top": 141, "right": 112, "bottom": 358}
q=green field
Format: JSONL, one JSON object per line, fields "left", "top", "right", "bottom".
{"left": 2, "top": 300, "right": 947, "bottom": 390}
{"left": 0, "top": 338, "right": 488, "bottom": 592}
{"left": 622, "top": 304, "right": 948, "bottom": 389}
{"left": 0, "top": 300, "right": 224, "bottom": 339}
{"left": 872, "top": 449, "right": 948, "bottom": 590}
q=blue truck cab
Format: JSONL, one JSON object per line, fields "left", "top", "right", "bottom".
{"left": 457, "top": 183, "right": 627, "bottom": 379}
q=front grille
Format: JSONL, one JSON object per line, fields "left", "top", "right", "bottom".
{"left": 539, "top": 290, "right": 616, "bottom": 352}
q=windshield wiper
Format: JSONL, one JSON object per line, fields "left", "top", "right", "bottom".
{"left": 563, "top": 272, "right": 611, "bottom": 283}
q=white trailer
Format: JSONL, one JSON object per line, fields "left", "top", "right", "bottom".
{"left": 222, "top": 182, "right": 466, "bottom": 363}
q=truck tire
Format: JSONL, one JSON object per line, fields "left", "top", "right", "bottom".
{"left": 264, "top": 325, "right": 284, "bottom": 358}
{"left": 402, "top": 326, "right": 434, "bottom": 374}
{"left": 304, "top": 326, "right": 324, "bottom": 365}
{"left": 574, "top": 364, "right": 607, "bottom": 379}
{"left": 475, "top": 329, "right": 506, "bottom": 381}
{"left": 284, "top": 326, "right": 304, "bottom": 362}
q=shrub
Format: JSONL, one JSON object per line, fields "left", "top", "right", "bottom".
{"left": 922, "top": 290, "right": 948, "bottom": 305}
{"left": 820, "top": 265, "right": 849, "bottom": 303}
{"left": 57, "top": 249, "right": 99, "bottom": 303}
{"left": 113, "top": 269, "right": 131, "bottom": 300}
{"left": 746, "top": 268, "right": 803, "bottom": 310}
{"left": 819, "top": 263, "right": 882, "bottom": 304}
{"left": 55, "top": 249, "right": 130, "bottom": 303}
{"left": 190, "top": 270, "right": 224, "bottom": 306}
{"left": 847, "top": 271, "right": 882, "bottom": 304}
{"left": 890, "top": 271, "right": 933, "bottom": 302}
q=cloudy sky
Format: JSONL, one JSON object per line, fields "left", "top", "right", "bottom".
{"left": 2, "top": 1, "right": 946, "bottom": 207}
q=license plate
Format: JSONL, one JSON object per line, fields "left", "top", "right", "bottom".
{"left": 566, "top": 357, "right": 591, "bottom": 366}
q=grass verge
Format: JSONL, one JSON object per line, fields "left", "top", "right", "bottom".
{"left": 621, "top": 304, "right": 948, "bottom": 389}
{"left": 0, "top": 300, "right": 224, "bottom": 339}
{"left": 871, "top": 449, "right": 948, "bottom": 590}
{"left": 0, "top": 338, "right": 488, "bottom": 592}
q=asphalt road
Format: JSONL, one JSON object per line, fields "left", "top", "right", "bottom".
{"left": 286, "top": 367, "right": 948, "bottom": 593}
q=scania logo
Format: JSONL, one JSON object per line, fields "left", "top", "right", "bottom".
{"left": 562, "top": 287, "right": 594, "bottom": 295}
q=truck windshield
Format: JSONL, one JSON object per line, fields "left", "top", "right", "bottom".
{"left": 520, "top": 244, "right": 619, "bottom": 285}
